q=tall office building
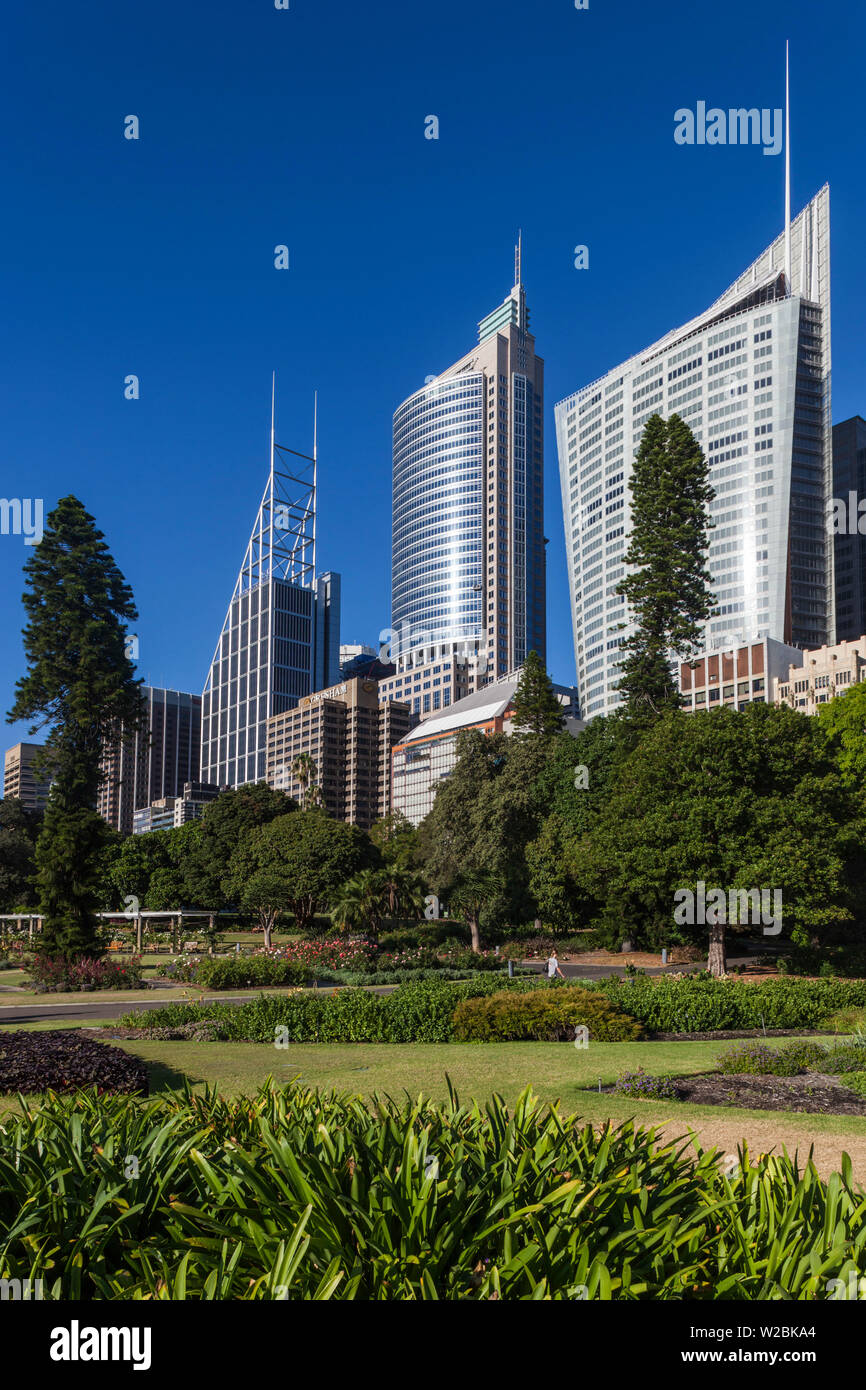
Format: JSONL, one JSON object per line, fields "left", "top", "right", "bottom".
{"left": 3, "top": 742, "right": 52, "bottom": 812}
{"left": 555, "top": 187, "right": 832, "bottom": 718}
{"left": 379, "top": 241, "right": 546, "bottom": 721}
{"left": 200, "top": 394, "right": 341, "bottom": 788}
{"left": 832, "top": 416, "right": 866, "bottom": 642}
{"left": 98, "top": 687, "right": 202, "bottom": 835}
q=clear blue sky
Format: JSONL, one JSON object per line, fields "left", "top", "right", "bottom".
{"left": 3, "top": 0, "right": 864, "bottom": 746}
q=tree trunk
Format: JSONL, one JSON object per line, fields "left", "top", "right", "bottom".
{"left": 262, "top": 912, "right": 274, "bottom": 950}
{"left": 707, "top": 918, "right": 727, "bottom": 977}
{"left": 469, "top": 913, "right": 481, "bottom": 955}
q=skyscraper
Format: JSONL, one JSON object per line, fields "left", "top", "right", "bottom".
{"left": 378, "top": 241, "right": 546, "bottom": 720}
{"left": 98, "top": 687, "right": 202, "bottom": 835}
{"left": 832, "top": 416, "right": 866, "bottom": 643}
{"left": 555, "top": 186, "right": 832, "bottom": 719}
{"left": 200, "top": 390, "right": 341, "bottom": 788}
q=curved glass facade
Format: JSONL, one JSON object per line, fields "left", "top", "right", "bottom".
{"left": 392, "top": 375, "right": 485, "bottom": 651}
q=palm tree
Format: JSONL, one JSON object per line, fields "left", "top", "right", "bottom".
{"left": 291, "top": 753, "right": 318, "bottom": 810}
{"left": 331, "top": 869, "right": 387, "bottom": 940}
{"left": 380, "top": 866, "right": 426, "bottom": 922}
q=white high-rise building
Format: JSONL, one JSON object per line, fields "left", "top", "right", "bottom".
{"left": 555, "top": 186, "right": 832, "bottom": 719}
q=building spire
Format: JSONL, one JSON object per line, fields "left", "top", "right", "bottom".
{"left": 514, "top": 230, "right": 522, "bottom": 288}
{"left": 784, "top": 40, "right": 791, "bottom": 292}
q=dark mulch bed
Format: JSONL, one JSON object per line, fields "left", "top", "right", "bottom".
{"left": 0, "top": 1029, "right": 148, "bottom": 1095}
{"left": 651, "top": 1028, "right": 833, "bottom": 1042}
{"left": 596, "top": 1071, "right": 866, "bottom": 1116}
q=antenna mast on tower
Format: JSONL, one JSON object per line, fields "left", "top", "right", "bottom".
{"left": 785, "top": 40, "right": 792, "bottom": 292}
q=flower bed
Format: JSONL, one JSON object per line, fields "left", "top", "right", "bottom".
{"left": 24, "top": 954, "right": 145, "bottom": 993}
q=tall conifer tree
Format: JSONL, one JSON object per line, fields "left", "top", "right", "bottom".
{"left": 510, "top": 650, "right": 564, "bottom": 737}
{"left": 615, "top": 413, "right": 715, "bottom": 717}
{"left": 7, "top": 497, "right": 143, "bottom": 958}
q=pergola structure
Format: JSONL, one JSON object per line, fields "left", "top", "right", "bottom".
{"left": 0, "top": 910, "right": 235, "bottom": 956}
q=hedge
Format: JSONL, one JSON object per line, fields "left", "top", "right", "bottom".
{"left": 452, "top": 987, "right": 644, "bottom": 1043}
{"left": 589, "top": 975, "right": 866, "bottom": 1032}
{"left": 120, "top": 974, "right": 866, "bottom": 1045}
{"left": 195, "top": 957, "right": 311, "bottom": 990}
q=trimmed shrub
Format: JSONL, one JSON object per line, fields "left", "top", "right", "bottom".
{"left": 452, "top": 987, "right": 644, "bottom": 1043}
{"left": 0, "top": 1030, "right": 148, "bottom": 1095}
{"left": 613, "top": 1069, "right": 678, "bottom": 1100}
{"left": 591, "top": 975, "right": 866, "bottom": 1032}
{"left": 195, "top": 956, "right": 310, "bottom": 990}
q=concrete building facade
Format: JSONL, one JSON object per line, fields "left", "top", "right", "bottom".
{"left": 3, "top": 743, "right": 52, "bottom": 812}
{"left": 98, "top": 688, "right": 202, "bottom": 836}
{"left": 774, "top": 636, "right": 866, "bottom": 713}
{"left": 679, "top": 637, "right": 803, "bottom": 713}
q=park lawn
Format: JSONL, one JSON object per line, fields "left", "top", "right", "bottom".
{"left": 4, "top": 1036, "right": 866, "bottom": 1178}
{"left": 0, "top": 970, "right": 28, "bottom": 989}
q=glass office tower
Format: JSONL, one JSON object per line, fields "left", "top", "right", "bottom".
{"left": 200, "top": 407, "right": 341, "bottom": 787}
{"left": 383, "top": 243, "right": 546, "bottom": 719}
{"left": 555, "top": 186, "right": 832, "bottom": 719}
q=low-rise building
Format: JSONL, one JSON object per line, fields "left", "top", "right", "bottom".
{"left": 391, "top": 673, "right": 583, "bottom": 826}
{"left": 265, "top": 677, "right": 412, "bottom": 829}
{"left": 774, "top": 636, "right": 866, "bottom": 713}
{"left": 132, "top": 781, "right": 221, "bottom": 835}
{"left": 679, "top": 638, "right": 803, "bottom": 713}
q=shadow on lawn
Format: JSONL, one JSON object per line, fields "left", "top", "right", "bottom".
{"left": 145, "top": 1059, "right": 202, "bottom": 1094}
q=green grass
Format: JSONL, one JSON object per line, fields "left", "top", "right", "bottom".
{"left": 16, "top": 1034, "right": 850, "bottom": 1139}
{"left": 4, "top": 1030, "right": 866, "bottom": 1140}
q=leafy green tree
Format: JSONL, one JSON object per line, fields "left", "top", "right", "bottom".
{"left": 196, "top": 783, "right": 296, "bottom": 907}
{"left": 0, "top": 799, "right": 42, "bottom": 910}
{"left": 418, "top": 731, "right": 557, "bottom": 948}
{"left": 616, "top": 414, "right": 715, "bottom": 719}
{"left": 817, "top": 681, "right": 866, "bottom": 791}
{"left": 7, "top": 497, "right": 143, "bottom": 959}
{"left": 99, "top": 828, "right": 171, "bottom": 910}
{"left": 332, "top": 869, "right": 389, "bottom": 940}
{"left": 225, "top": 810, "right": 378, "bottom": 938}
{"left": 510, "top": 650, "right": 564, "bottom": 737}
{"left": 574, "top": 705, "right": 859, "bottom": 974}
{"left": 370, "top": 810, "right": 418, "bottom": 871}
{"left": 525, "top": 813, "right": 586, "bottom": 934}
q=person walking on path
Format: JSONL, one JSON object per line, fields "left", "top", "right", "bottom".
{"left": 546, "top": 949, "right": 565, "bottom": 980}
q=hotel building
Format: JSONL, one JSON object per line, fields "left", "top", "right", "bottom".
{"left": 3, "top": 742, "right": 52, "bottom": 812}
{"left": 265, "top": 676, "right": 412, "bottom": 829}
